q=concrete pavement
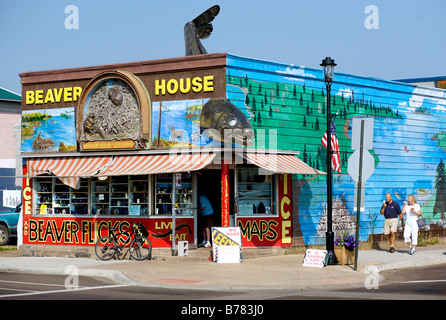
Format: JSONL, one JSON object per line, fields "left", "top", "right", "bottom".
{"left": 1, "top": 245, "right": 445, "bottom": 291}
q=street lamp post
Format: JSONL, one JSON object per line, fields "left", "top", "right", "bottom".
{"left": 320, "top": 57, "right": 338, "bottom": 265}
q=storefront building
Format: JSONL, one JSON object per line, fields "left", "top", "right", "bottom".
{"left": 20, "top": 53, "right": 446, "bottom": 255}
{"left": 20, "top": 54, "right": 323, "bottom": 254}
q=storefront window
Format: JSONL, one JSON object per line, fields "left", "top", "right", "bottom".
{"left": 155, "top": 173, "right": 194, "bottom": 215}
{"left": 236, "top": 168, "right": 275, "bottom": 215}
{"left": 129, "top": 175, "right": 149, "bottom": 216}
{"left": 69, "top": 179, "right": 89, "bottom": 215}
{"left": 35, "top": 177, "right": 89, "bottom": 215}
{"left": 91, "top": 177, "right": 110, "bottom": 215}
{"left": 34, "top": 173, "right": 195, "bottom": 216}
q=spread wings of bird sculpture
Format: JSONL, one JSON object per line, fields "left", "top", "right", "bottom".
{"left": 184, "top": 5, "right": 220, "bottom": 56}
{"left": 184, "top": 6, "right": 255, "bottom": 146}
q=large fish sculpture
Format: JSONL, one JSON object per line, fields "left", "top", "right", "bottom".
{"left": 184, "top": 5, "right": 220, "bottom": 56}
{"left": 200, "top": 98, "right": 254, "bottom": 146}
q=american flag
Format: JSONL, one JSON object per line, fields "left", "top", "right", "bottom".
{"left": 321, "top": 119, "right": 341, "bottom": 173}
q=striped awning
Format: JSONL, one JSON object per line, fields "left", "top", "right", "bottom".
{"left": 98, "top": 153, "right": 216, "bottom": 176}
{"left": 243, "top": 153, "right": 325, "bottom": 175}
{"left": 27, "top": 153, "right": 216, "bottom": 189}
{"left": 27, "top": 156, "right": 114, "bottom": 189}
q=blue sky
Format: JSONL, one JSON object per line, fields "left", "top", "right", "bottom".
{"left": 1, "top": 0, "right": 445, "bottom": 94}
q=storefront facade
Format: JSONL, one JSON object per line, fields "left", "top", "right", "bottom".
{"left": 20, "top": 53, "right": 446, "bottom": 254}
{"left": 20, "top": 54, "right": 322, "bottom": 253}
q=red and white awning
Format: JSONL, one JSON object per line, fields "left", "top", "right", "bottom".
{"left": 26, "top": 153, "right": 216, "bottom": 189}
{"left": 27, "top": 156, "right": 114, "bottom": 189}
{"left": 26, "top": 151, "right": 320, "bottom": 189}
{"left": 98, "top": 153, "right": 216, "bottom": 177}
{"left": 243, "top": 153, "right": 325, "bottom": 175}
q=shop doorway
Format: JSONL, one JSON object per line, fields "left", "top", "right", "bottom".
{"left": 197, "top": 169, "right": 234, "bottom": 243}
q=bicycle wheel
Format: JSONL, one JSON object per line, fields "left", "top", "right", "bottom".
{"left": 129, "top": 236, "right": 152, "bottom": 261}
{"left": 95, "top": 236, "right": 117, "bottom": 261}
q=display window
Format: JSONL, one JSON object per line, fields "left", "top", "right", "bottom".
{"left": 236, "top": 168, "right": 276, "bottom": 216}
{"left": 155, "top": 173, "right": 194, "bottom": 216}
{"left": 35, "top": 177, "right": 89, "bottom": 215}
{"left": 33, "top": 173, "right": 196, "bottom": 217}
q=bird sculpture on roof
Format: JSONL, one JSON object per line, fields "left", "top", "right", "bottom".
{"left": 184, "top": 6, "right": 255, "bottom": 146}
{"left": 184, "top": 5, "right": 220, "bottom": 56}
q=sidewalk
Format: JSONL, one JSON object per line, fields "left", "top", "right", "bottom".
{"left": 1, "top": 245, "right": 445, "bottom": 291}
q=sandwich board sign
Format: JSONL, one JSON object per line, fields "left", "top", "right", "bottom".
{"left": 302, "top": 249, "right": 328, "bottom": 268}
{"left": 211, "top": 227, "right": 242, "bottom": 263}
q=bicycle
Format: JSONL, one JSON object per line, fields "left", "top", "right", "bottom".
{"left": 95, "top": 222, "right": 152, "bottom": 261}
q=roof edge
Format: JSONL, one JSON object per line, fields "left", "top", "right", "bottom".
{"left": 20, "top": 53, "right": 228, "bottom": 85}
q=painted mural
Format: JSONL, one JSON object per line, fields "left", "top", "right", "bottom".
{"left": 21, "top": 107, "right": 76, "bottom": 153}
{"left": 152, "top": 99, "right": 208, "bottom": 148}
{"left": 226, "top": 54, "right": 446, "bottom": 245}
{"left": 152, "top": 98, "right": 253, "bottom": 149}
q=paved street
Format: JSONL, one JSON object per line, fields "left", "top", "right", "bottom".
{"left": 0, "top": 273, "right": 238, "bottom": 300}
{"left": 274, "top": 265, "right": 446, "bottom": 300}
{"left": 0, "top": 250, "right": 444, "bottom": 320}
{"left": 1, "top": 264, "right": 445, "bottom": 300}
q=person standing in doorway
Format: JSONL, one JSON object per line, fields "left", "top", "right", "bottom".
{"left": 380, "top": 193, "right": 403, "bottom": 253}
{"left": 402, "top": 194, "right": 422, "bottom": 255}
{"left": 198, "top": 194, "right": 214, "bottom": 247}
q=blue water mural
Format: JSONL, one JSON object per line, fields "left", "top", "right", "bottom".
{"left": 297, "top": 113, "right": 446, "bottom": 245}
{"left": 226, "top": 54, "right": 446, "bottom": 245}
{"left": 152, "top": 98, "right": 252, "bottom": 149}
{"left": 21, "top": 108, "right": 76, "bottom": 153}
{"left": 152, "top": 99, "right": 211, "bottom": 148}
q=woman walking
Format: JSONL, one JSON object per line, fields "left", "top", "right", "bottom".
{"left": 402, "top": 195, "right": 422, "bottom": 255}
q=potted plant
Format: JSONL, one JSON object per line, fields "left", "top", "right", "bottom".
{"left": 334, "top": 234, "right": 360, "bottom": 265}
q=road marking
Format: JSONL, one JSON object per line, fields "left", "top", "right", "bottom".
{"left": 0, "top": 287, "right": 38, "bottom": 293}
{"left": 0, "top": 279, "right": 69, "bottom": 288}
{"left": 152, "top": 278, "right": 202, "bottom": 284}
{"left": 0, "top": 284, "right": 131, "bottom": 298}
{"left": 401, "top": 280, "right": 446, "bottom": 284}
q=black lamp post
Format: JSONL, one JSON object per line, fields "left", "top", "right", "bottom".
{"left": 320, "top": 57, "right": 338, "bottom": 265}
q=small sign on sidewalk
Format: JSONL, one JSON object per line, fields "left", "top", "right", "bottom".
{"left": 211, "top": 227, "right": 242, "bottom": 263}
{"left": 215, "top": 246, "right": 242, "bottom": 263}
{"left": 302, "top": 249, "right": 328, "bottom": 268}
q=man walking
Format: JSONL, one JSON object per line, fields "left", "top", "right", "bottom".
{"left": 380, "top": 193, "right": 404, "bottom": 253}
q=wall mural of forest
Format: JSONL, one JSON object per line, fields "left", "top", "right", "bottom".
{"left": 226, "top": 55, "right": 446, "bottom": 245}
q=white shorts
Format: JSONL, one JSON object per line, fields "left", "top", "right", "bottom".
{"left": 404, "top": 220, "right": 418, "bottom": 245}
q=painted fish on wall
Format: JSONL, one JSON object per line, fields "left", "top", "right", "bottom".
{"left": 200, "top": 98, "right": 254, "bottom": 146}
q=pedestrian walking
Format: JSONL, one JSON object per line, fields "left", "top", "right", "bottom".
{"left": 380, "top": 193, "right": 403, "bottom": 253}
{"left": 402, "top": 194, "right": 422, "bottom": 255}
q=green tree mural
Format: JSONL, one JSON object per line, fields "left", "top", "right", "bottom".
{"left": 433, "top": 160, "right": 446, "bottom": 221}
{"left": 227, "top": 74, "right": 401, "bottom": 174}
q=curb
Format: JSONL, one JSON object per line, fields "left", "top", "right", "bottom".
{"left": 365, "top": 255, "right": 446, "bottom": 273}
{"left": 0, "top": 265, "right": 139, "bottom": 287}
{"left": 0, "top": 265, "right": 233, "bottom": 291}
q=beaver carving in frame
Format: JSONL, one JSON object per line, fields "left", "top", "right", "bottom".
{"left": 76, "top": 70, "right": 151, "bottom": 151}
